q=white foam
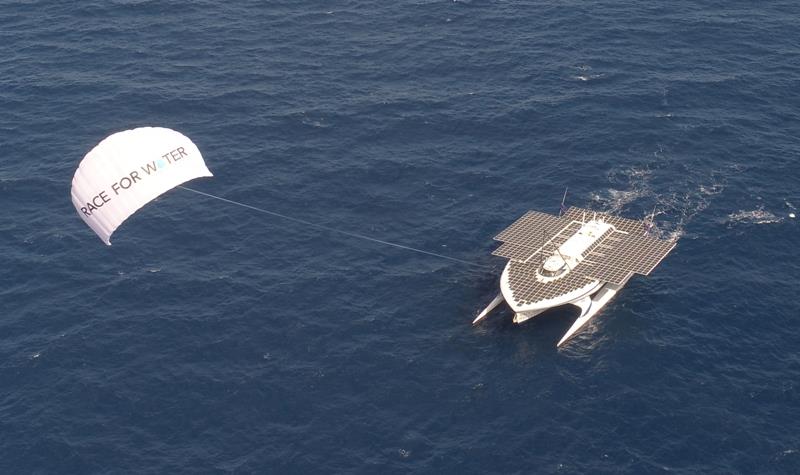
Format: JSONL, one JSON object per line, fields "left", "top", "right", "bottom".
{"left": 589, "top": 156, "right": 736, "bottom": 240}
{"left": 699, "top": 183, "right": 724, "bottom": 196}
{"left": 590, "top": 187, "right": 647, "bottom": 215}
{"left": 727, "top": 208, "right": 783, "bottom": 225}
{"left": 575, "top": 74, "right": 603, "bottom": 81}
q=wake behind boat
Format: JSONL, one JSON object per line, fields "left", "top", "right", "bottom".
{"left": 474, "top": 206, "right": 677, "bottom": 347}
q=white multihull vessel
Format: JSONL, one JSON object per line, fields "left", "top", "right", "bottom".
{"left": 474, "top": 206, "right": 676, "bottom": 347}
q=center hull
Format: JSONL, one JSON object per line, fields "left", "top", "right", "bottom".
{"left": 500, "top": 261, "right": 603, "bottom": 324}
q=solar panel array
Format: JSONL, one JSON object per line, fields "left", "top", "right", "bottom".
{"left": 560, "top": 206, "right": 586, "bottom": 223}
{"left": 579, "top": 226, "right": 615, "bottom": 258}
{"left": 492, "top": 242, "right": 537, "bottom": 261}
{"left": 492, "top": 206, "right": 677, "bottom": 303}
{"left": 582, "top": 234, "right": 676, "bottom": 276}
{"left": 577, "top": 262, "right": 633, "bottom": 286}
{"left": 506, "top": 261, "right": 597, "bottom": 305}
{"left": 550, "top": 221, "right": 583, "bottom": 248}
{"left": 596, "top": 212, "right": 644, "bottom": 235}
{"left": 494, "top": 210, "right": 565, "bottom": 245}
{"left": 492, "top": 211, "right": 566, "bottom": 262}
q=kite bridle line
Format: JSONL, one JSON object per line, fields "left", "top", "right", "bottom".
{"left": 178, "top": 186, "right": 493, "bottom": 270}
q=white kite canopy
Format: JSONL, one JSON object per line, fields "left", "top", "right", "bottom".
{"left": 71, "top": 127, "right": 213, "bottom": 245}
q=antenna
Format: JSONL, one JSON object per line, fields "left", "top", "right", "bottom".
{"left": 555, "top": 247, "right": 572, "bottom": 271}
{"left": 559, "top": 187, "right": 568, "bottom": 217}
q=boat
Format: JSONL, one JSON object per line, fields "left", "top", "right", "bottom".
{"left": 473, "top": 205, "right": 677, "bottom": 347}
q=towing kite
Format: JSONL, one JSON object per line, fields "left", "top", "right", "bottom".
{"left": 70, "top": 127, "right": 212, "bottom": 244}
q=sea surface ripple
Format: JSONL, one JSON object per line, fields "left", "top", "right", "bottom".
{"left": 1, "top": 1, "right": 799, "bottom": 473}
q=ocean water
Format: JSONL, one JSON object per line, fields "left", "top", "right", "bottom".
{"left": 2, "top": 1, "right": 799, "bottom": 473}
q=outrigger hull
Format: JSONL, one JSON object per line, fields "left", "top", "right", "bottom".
{"left": 556, "top": 281, "right": 626, "bottom": 346}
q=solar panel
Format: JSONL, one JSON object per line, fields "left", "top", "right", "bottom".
{"left": 506, "top": 261, "right": 597, "bottom": 305}
{"left": 601, "top": 213, "right": 646, "bottom": 235}
{"left": 551, "top": 221, "right": 583, "bottom": 247}
{"left": 492, "top": 242, "right": 537, "bottom": 262}
{"left": 494, "top": 210, "right": 565, "bottom": 246}
{"left": 575, "top": 261, "right": 633, "bottom": 286}
{"left": 561, "top": 206, "right": 587, "bottom": 223}
{"left": 579, "top": 226, "right": 615, "bottom": 258}
{"left": 585, "top": 234, "right": 676, "bottom": 275}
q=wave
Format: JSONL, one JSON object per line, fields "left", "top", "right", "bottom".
{"left": 586, "top": 145, "right": 740, "bottom": 240}
{"left": 727, "top": 207, "right": 783, "bottom": 226}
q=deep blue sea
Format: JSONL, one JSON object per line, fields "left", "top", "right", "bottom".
{"left": 2, "top": 1, "right": 799, "bottom": 473}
